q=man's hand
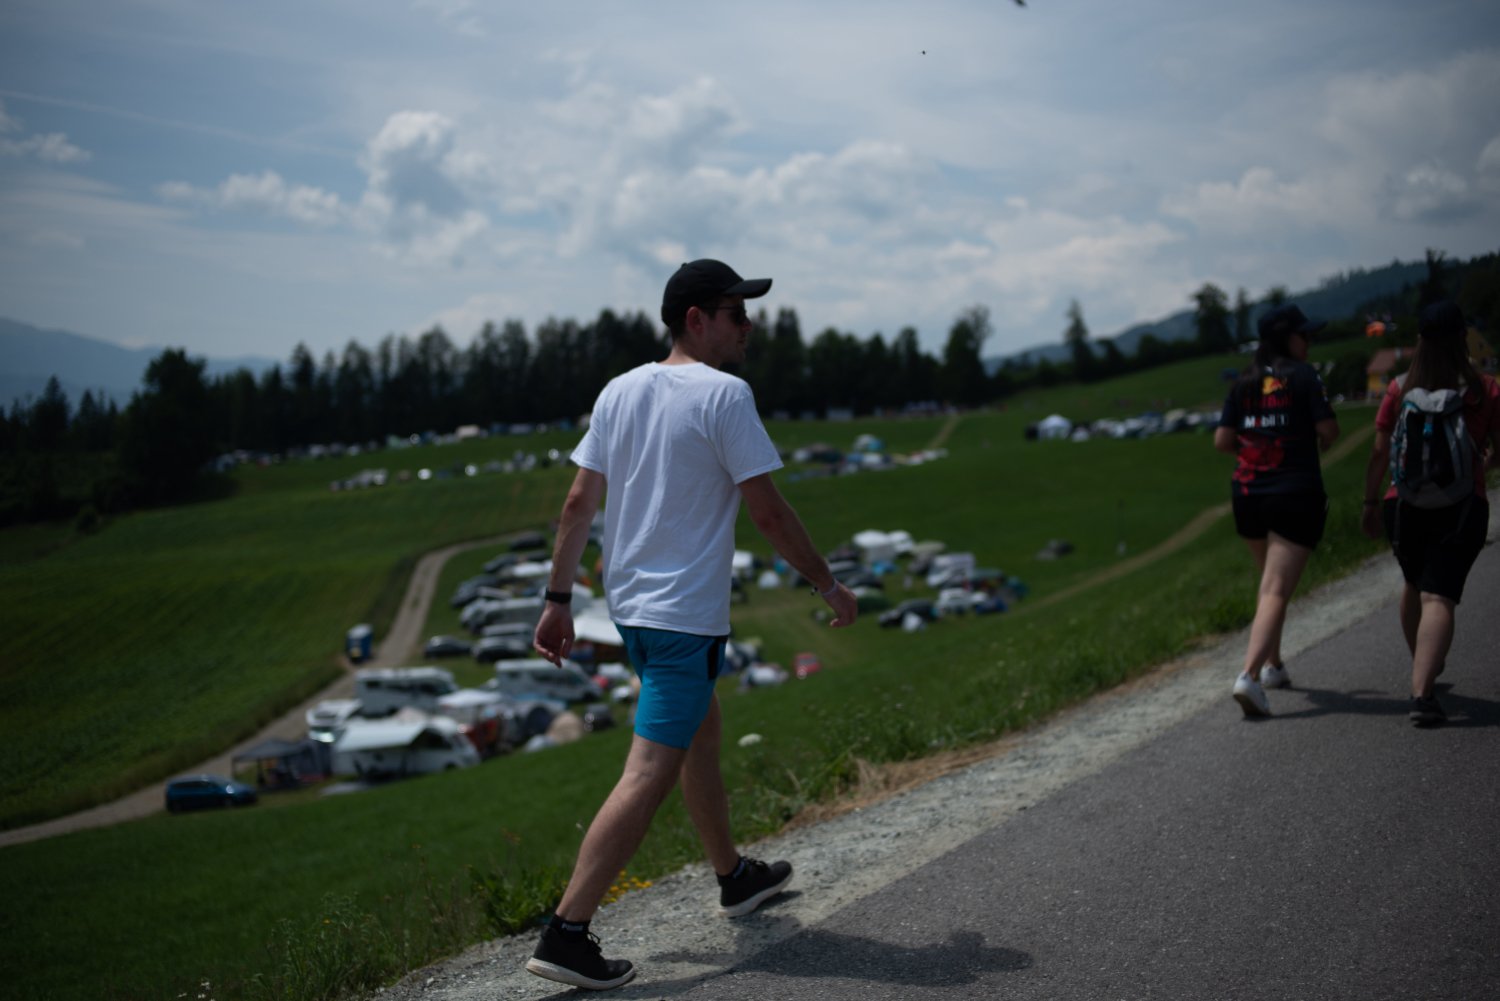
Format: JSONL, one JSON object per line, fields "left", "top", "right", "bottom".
{"left": 822, "top": 582, "right": 859, "bottom": 628}
{"left": 533, "top": 602, "right": 575, "bottom": 666}
{"left": 1360, "top": 502, "right": 1384, "bottom": 540}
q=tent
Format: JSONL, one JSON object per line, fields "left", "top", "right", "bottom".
{"left": 231, "top": 737, "right": 330, "bottom": 788}
{"left": 1037, "top": 414, "right": 1072, "bottom": 440}
{"left": 852, "top": 529, "right": 899, "bottom": 565}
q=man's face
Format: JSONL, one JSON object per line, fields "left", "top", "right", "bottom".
{"left": 695, "top": 296, "right": 752, "bottom": 367}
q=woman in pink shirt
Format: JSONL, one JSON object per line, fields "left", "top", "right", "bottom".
{"left": 1360, "top": 300, "right": 1500, "bottom": 726}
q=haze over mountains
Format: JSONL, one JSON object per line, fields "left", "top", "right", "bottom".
{"left": 0, "top": 319, "right": 277, "bottom": 410}
{"left": 0, "top": 258, "right": 1430, "bottom": 409}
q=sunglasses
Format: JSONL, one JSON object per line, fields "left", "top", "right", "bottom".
{"left": 699, "top": 303, "right": 750, "bottom": 325}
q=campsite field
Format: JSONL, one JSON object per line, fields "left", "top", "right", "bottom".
{"left": 0, "top": 352, "right": 1392, "bottom": 1000}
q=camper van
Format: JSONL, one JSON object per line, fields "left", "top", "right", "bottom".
{"left": 488, "top": 658, "right": 600, "bottom": 704}
{"left": 332, "top": 714, "right": 480, "bottom": 778}
{"left": 354, "top": 667, "right": 458, "bottom": 717}
{"left": 461, "top": 595, "right": 545, "bottom": 635}
{"left": 306, "top": 698, "right": 363, "bottom": 743}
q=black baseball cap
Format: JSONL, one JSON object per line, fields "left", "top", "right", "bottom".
{"left": 1258, "top": 303, "right": 1325, "bottom": 343}
{"left": 1419, "top": 300, "right": 1465, "bottom": 340}
{"left": 660, "top": 259, "right": 772, "bottom": 329}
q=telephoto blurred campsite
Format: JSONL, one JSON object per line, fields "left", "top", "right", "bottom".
{"left": 3, "top": 249, "right": 1499, "bottom": 1000}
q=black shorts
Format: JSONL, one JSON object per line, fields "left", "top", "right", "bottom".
{"left": 1232, "top": 491, "right": 1328, "bottom": 549}
{"left": 1383, "top": 496, "right": 1489, "bottom": 603}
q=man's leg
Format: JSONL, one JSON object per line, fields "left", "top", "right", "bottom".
{"left": 678, "top": 694, "right": 739, "bottom": 875}
{"left": 555, "top": 733, "right": 687, "bottom": 921}
{"left": 678, "top": 692, "right": 794, "bottom": 917}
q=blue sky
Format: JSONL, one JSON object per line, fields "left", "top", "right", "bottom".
{"left": 2, "top": 0, "right": 1498, "bottom": 365}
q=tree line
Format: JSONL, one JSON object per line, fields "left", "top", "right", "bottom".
{"left": 5, "top": 248, "right": 1496, "bottom": 529}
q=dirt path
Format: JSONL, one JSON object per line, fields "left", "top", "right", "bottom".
{"left": 1025, "top": 420, "right": 1375, "bottom": 614}
{"left": 0, "top": 535, "right": 508, "bottom": 849}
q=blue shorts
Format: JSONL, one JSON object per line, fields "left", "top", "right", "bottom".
{"left": 617, "top": 626, "right": 728, "bottom": 749}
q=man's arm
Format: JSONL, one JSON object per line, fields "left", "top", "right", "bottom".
{"left": 533, "top": 467, "right": 607, "bottom": 665}
{"left": 738, "top": 472, "right": 857, "bottom": 627}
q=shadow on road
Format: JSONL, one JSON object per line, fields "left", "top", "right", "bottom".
{"left": 1270, "top": 685, "right": 1500, "bottom": 727}
{"left": 621, "top": 907, "right": 1033, "bottom": 997}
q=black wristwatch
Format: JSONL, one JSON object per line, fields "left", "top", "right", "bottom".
{"left": 543, "top": 589, "right": 572, "bottom": 605}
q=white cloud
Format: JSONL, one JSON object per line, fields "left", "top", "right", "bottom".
{"left": 1159, "top": 167, "right": 1341, "bottom": 235}
{"left": 1385, "top": 162, "right": 1476, "bottom": 223}
{"left": 356, "top": 110, "right": 494, "bottom": 264}
{"left": 0, "top": 99, "right": 91, "bottom": 163}
{"left": 157, "top": 171, "right": 347, "bottom": 226}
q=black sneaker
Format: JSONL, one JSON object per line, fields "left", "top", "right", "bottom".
{"left": 718, "top": 857, "right": 793, "bottom": 917}
{"left": 525, "top": 926, "right": 636, "bottom": 991}
{"left": 1409, "top": 696, "right": 1447, "bottom": 727}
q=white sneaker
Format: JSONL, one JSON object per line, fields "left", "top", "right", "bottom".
{"left": 1261, "top": 664, "right": 1291, "bottom": 689}
{"left": 1233, "top": 673, "right": 1272, "bottom": 717}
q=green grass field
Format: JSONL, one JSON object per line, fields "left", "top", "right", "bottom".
{"left": 0, "top": 352, "right": 1396, "bottom": 1000}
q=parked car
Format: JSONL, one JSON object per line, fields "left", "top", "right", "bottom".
{"left": 487, "top": 658, "right": 601, "bottom": 703}
{"left": 165, "top": 775, "right": 258, "bottom": 813}
{"left": 836, "top": 569, "right": 884, "bottom": 590}
{"left": 423, "top": 635, "right": 473, "bottom": 658}
{"left": 935, "top": 587, "right": 976, "bottom": 617}
{"left": 473, "top": 634, "right": 533, "bottom": 663}
{"left": 879, "top": 599, "right": 938, "bottom": 628}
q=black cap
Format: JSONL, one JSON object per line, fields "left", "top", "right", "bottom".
{"left": 1258, "top": 303, "right": 1325, "bottom": 343}
{"left": 1419, "top": 300, "right": 1465, "bottom": 340}
{"left": 660, "top": 259, "right": 772, "bottom": 329}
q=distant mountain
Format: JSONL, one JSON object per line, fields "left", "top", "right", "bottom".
{"left": 987, "top": 258, "right": 1429, "bottom": 372}
{"left": 0, "top": 318, "right": 277, "bottom": 408}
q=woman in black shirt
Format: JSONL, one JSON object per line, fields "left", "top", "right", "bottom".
{"left": 1214, "top": 304, "right": 1339, "bottom": 717}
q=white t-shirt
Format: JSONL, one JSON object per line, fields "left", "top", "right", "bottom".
{"left": 571, "top": 362, "right": 783, "bottom": 636}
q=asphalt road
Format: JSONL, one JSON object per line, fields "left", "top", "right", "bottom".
{"left": 382, "top": 497, "right": 1499, "bottom": 1001}
{"left": 680, "top": 538, "right": 1500, "bottom": 1000}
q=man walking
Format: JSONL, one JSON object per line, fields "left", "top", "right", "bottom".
{"left": 526, "top": 259, "right": 858, "bottom": 990}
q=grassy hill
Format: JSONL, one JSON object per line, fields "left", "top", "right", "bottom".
{"left": 0, "top": 351, "right": 1393, "bottom": 1000}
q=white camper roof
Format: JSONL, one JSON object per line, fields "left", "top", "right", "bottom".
{"left": 334, "top": 715, "right": 461, "bottom": 753}
{"left": 573, "top": 604, "right": 623, "bottom": 646}
{"left": 438, "top": 688, "right": 504, "bottom": 710}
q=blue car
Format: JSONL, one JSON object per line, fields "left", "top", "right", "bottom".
{"left": 165, "top": 775, "right": 258, "bottom": 813}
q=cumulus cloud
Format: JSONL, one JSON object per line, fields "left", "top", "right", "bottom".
{"left": 158, "top": 110, "right": 495, "bottom": 266}
{"left": 1159, "top": 166, "right": 1341, "bottom": 234}
{"left": 1315, "top": 50, "right": 1500, "bottom": 223}
{"left": 1384, "top": 162, "right": 1477, "bottom": 223}
{"left": 356, "top": 110, "right": 494, "bottom": 264}
{"left": 0, "top": 99, "right": 91, "bottom": 163}
{"left": 157, "top": 171, "right": 347, "bottom": 226}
